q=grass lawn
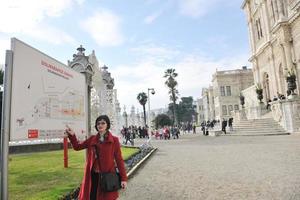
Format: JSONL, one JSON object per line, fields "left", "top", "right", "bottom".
{"left": 9, "top": 147, "right": 139, "bottom": 200}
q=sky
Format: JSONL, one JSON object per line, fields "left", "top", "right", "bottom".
{"left": 0, "top": 0, "right": 250, "bottom": 112}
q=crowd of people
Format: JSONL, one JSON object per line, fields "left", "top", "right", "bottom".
{"left": 152, "top": 126, "right": 180, "bottom": 140}
{"left": 120, "top": 118, "right": 235, "bottom": 145}
{"left": 120, "top": 122, "right": 200, "bottom": 145}
{"left": 120, "top": 126, "right": 149, "bottom": 146}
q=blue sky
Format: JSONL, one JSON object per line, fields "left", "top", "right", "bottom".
{"left": 0, "top": 0, "right": 250, "bottom": 111}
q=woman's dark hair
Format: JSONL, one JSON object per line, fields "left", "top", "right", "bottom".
{"left": 95, "top": 115, "right": 111, "bottom": 131}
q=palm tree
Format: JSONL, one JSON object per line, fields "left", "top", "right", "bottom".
{"left": 137, "top": 92, "right": 148, "bottom": 126}
{"left": 164, "top": 68, "right": 179, "bottom": 125}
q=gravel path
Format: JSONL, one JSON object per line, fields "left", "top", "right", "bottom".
{"left": 119, "top": 133, "right": 300, "bottom": 200}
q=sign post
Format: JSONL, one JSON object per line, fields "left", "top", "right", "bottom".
{"left": 1, "top": 50, "right": 13, "bottom": 200}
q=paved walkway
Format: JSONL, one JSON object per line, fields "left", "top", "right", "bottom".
{"left": 120, "top": 133, "right": 300, "bottom": 200}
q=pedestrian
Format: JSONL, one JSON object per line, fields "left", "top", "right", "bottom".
{"left": 65, "top": 115, "right": 127, "bottom": 200}
{"left": 228, "top": 117, "right": 233, "bottom": 132}
{"left": 124, "top": 128, "right": 131, "bottom": 145}
{"left": 201, "top": 121, "right": 206, "bottom": 135}
{"left": 221, "top": 118, "right": 227, "bottom": 134}
{"left": 193, "top": 125, "right": 196, "bottom": 134}
{"left": 205, "top": 122, "right": 210, "bottom": 136}
{"left": 266, "top": 99, "right": 271, "bottom": 110}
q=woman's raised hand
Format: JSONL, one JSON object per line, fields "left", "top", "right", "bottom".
{"left": 65, "top": 125, "right": 75, "bottom": 137}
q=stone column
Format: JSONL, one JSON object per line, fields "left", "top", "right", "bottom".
{"left": 245, "top": 3, "right": 256, "bottom": 53}
{"left": 273, "top": 0, "right": 279, "bottom": 22}
{"left": 261, "top": 1, "right": 271, "bottom": 40}
{"left": 276, "top": 0, "right": 285, "bottom": 21}
{"left": 283, "top": 42, "right": 294, "bottom": 72}
{"left": 280, "top": 99, "right": 300, "bottom": 133}
{"left": 270, "top": 48, "right": 279, "bottom": 93}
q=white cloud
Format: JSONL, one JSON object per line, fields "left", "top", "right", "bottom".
{"left": 0, "top": 0, "right": 84, "bottom": 44}
{"left": 177, "top": 0, "right": 220, "bottom": 18}
{"left": 111, "top": 60, "right": 170, "bottom": 112}
{"left": 144, "top": 11, "right": 162, "bottom": 24}
{"left": 130, "top": 43, "right": 180, "bottom": 62}
{"left": 111, "top": 46, "right": 250, "bottom": 111}
{"left": 174, "top": 54, "right": 250, "bottom": 98}
{"left": 0, "top": 0, "right": 81, "bottom": 44}
{"left": 24, "top": 25, "right": 76, "bottom": 45}
{"left": 0, "top": 37, "right": 11, "bottom": 64}
{"left": 0, "top": 0, "right": 83, "bottom": 32}
{"left": 81, "top": 10, "right": 124, "bottom": 46}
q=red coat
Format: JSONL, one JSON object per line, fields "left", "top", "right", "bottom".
{"left": 68, "top": 132, "right": 127, "bottom": 200}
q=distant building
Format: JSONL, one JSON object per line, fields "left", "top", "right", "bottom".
{"left": 212, "top": 67, "right": 254, "bottom": 120}
{"left": 196, "top": 98, "right": 205, "bottom": 125}
{"left": 202, "top": 86, "right": 215, "bottom": 121}
{"left": 201, "top": 67, "right": 254, "bottom": 121}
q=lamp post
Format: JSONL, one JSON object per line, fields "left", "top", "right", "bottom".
{"left": 147, "top": 88, "right": 155, "bottom": 138}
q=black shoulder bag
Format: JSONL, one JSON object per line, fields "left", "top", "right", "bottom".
{"left": 94, "top": 145, "right": 121, "bottom": 192}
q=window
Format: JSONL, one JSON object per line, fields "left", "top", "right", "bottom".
{"left": 256, "top": 20, "right": 260, "bottom": 39}
{"left": 220, "top": 86, "right": 225, "bottom": 96}
{"left": 226, "top": 86, "right": 231, "bottom": 96}
{"left": 258, "top": 18, "right": 263, "bottom": 38}
{"left": 255, "top": 18, "right": 263, "bottom": 40}
{"left": 222, "top": 105, "right": 227, "bottom": 115}
{"left": 228, "top": 105, "right": 233, "bottom": 113}
{"left": 234, "top": 105, "right": 239, "bottom": 110}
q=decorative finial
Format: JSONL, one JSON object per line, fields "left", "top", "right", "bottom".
{"left": 102, "top": 65, "right": 108, "bottom": 71}
{"left": 77, "top": 45, "right": 85, "bottom": 55}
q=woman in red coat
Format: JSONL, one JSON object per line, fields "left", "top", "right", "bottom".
{"left": 65, "top": 115, "right": 127, "bottom": 200}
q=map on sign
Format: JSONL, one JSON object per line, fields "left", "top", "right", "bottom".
{"left": 10, "top": 38, "right": 87, "bottom": 141}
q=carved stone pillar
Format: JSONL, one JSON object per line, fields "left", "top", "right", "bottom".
{"left": 101, "top": 65, "right": 116, "bottom": 133}
{"left": 68, "top": 45, "right": 94, "bottom": 136}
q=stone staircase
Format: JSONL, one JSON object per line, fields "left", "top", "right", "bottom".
{"left": 228, "top": 117, "right": 290, "bottom": 136}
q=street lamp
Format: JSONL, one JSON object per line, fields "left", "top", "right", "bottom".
{"left": 147, "top": 88, "right": 155, "bottom": 138}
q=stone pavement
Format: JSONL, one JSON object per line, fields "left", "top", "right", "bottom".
{"left": 119, "top": 133, "right": 300, "bottom": 200}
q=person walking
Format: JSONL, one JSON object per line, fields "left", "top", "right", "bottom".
{"left": 221, "top": 118, "right": 227, "bottom": 134}
{"left": 193, "top": 125, "right": 196, "bottom": 134}
{"left": 228, "top": 117, "right": 233, "bottom": 132}
{"left": 65, "top": 115, "right": 127, "bottom": 200}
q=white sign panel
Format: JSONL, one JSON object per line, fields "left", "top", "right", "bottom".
{"left": 10, "top": 38, "right": 87, "bottom": 141}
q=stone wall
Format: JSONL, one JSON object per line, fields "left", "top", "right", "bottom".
{"left": 271, "top": 98, "right": 300, "bottom": 133}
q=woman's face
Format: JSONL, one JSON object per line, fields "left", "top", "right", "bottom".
{"left": 97, "top": 119, "right": 107, "bottom": 133}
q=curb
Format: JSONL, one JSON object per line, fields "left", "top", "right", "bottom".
{"left": 126, "top": 148, "right": 157, "bottom": 178}
{"left": 220, "top": 133, "right": 291, "bottom": 136}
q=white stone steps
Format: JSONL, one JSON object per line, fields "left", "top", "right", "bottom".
{"left": 224, "top": 117, "right": 289, "bottom": 136}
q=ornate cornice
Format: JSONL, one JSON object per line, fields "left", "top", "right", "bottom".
{"left": 241, "top": 0, "right": 249, "bottom": 9}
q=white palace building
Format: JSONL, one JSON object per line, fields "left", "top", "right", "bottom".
{"left": 241, "top": 0, "right": 300, "bottom": 133}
